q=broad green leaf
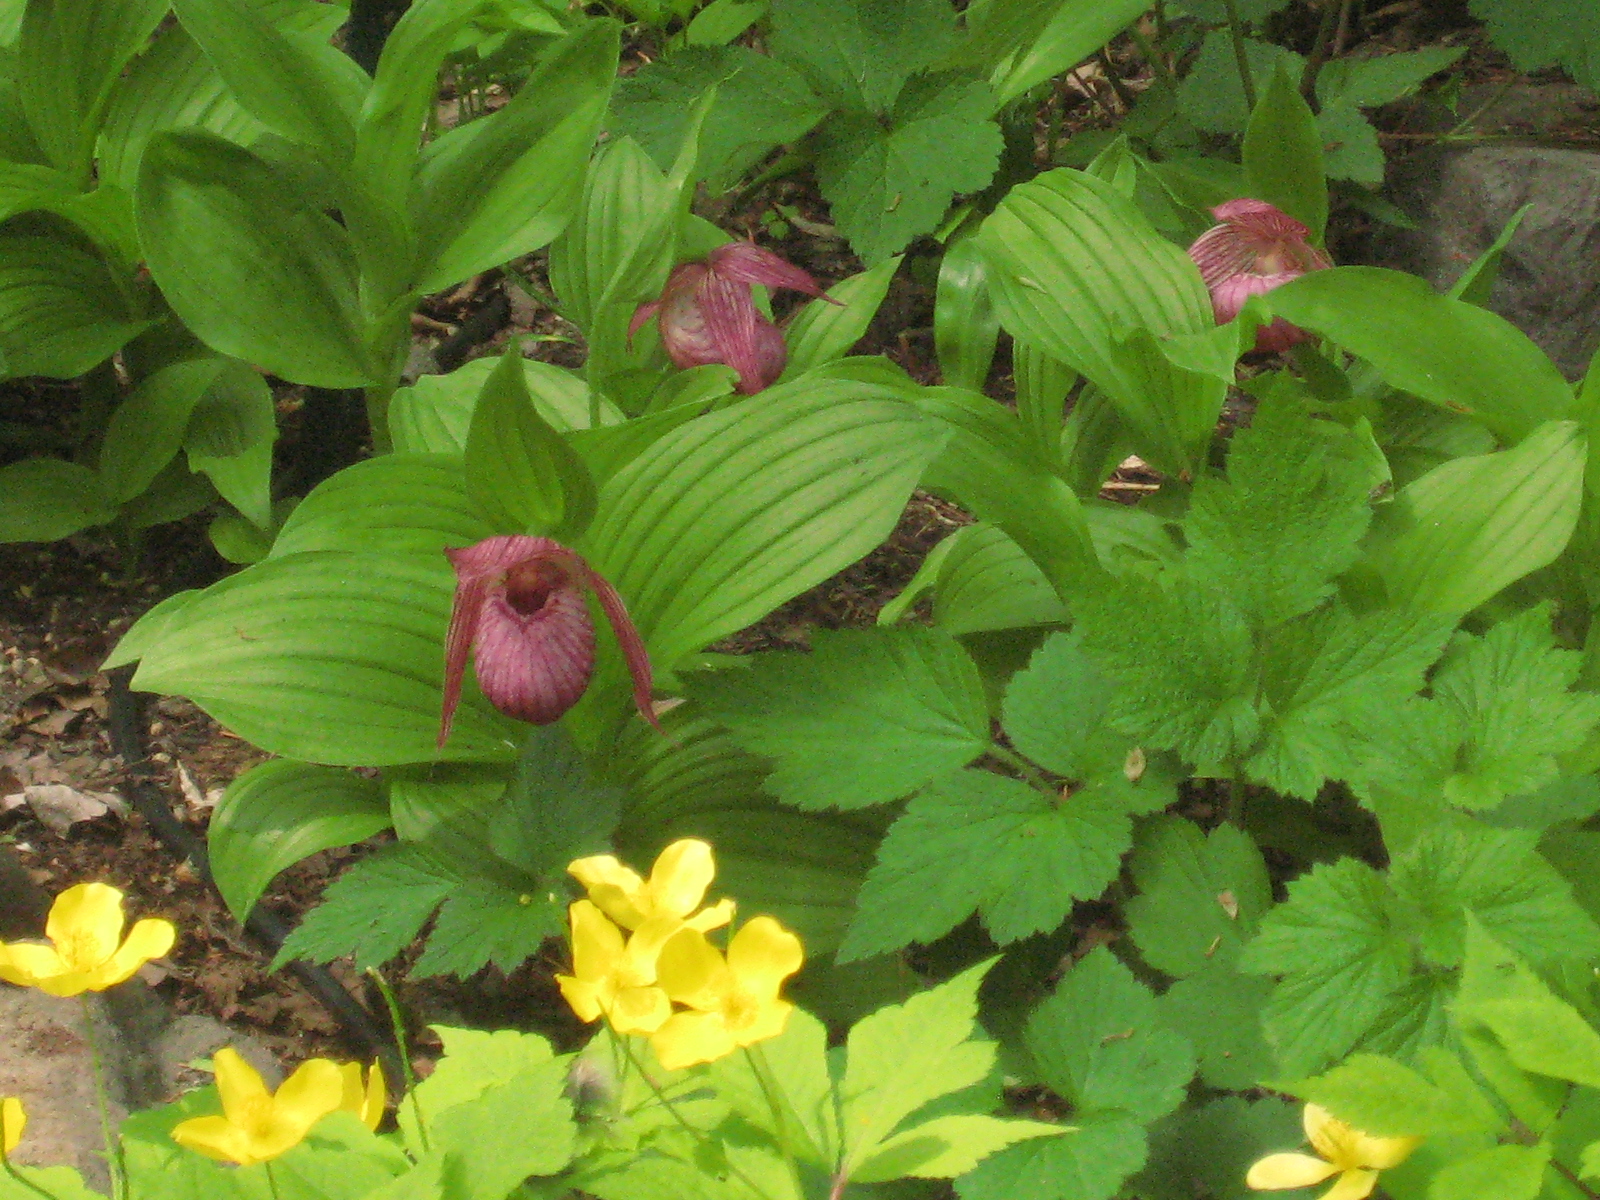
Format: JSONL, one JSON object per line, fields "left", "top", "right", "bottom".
{"left": 0, "top": 458, "right": 117, "bottom": 542}
{"left": 399, "top": 1025, "right": 555, "bottom": 1155}
{"left": 275, "top": 843, "right": 459, "bottom": 969}
{"left": 854, "top": 1115, "right": 1064, "bottom": 1183}
{"left": 686, "top": 0, "right": 767, "bottom": 45}
{"left": 1293, "top": 1053, "right": 1493, "bottom": 1138}
{"left": 1362, "top": 419, "right": 1584, "bottom": 615}
{"left": 137, "top": 131, "right": 370, "bottom": 387}
{"left": 1184, "top": 401, "right": 1372, "bottom": 629}
{"left": 1157, "top": 962, "right": 1277, "bottom": 1091}
{"left": 1427, "top": 1143, "right": 1551, "bottom": 1200}
{"left": 18, "top": 0, "right": 167, "bottom": 183}
{"left": 209, "top": 759, "right": 390, "bottom": 922}
{"left": 1136, "top": 1098, "right": 1303, "bottom": 1200}
{"left": 1126, "top": 817, "right": 1272, "bottom": 977}
{"left": 769, "top": 0, "right": 955, "bottom": 113}
{"left": 583, "top": 386, "right": 945, "bottom": 673}
{"left": 688, "top": 627, "right": 990, "bottom": 812}
{"left": 842, "top": 768, "right": 1164, "bottom": 960}
{"left": 973, "top": 169, "right": 1221, "bottom": 477}
{"left": 958, "top": 1115, "right": 1147, "bottom": 1200}
{"left": 173, "top": 0, "right": 366, "bottom": 162}
{"left": 463, "top": 348, "right": 597, "bottom": 539}
{"left": 1027, "top": 947, "right": 1195, "bottom": 1120}
{"left": 1449, "top": 205, "right": 1531, "bottom": 306}
{"left": 1317, "top": 45, "right": 1466, "bottom": 109}
{"left": 390, "top": 357, "right": 607, "bottom": 455}
{"left": 185, "top": 359, "right": 278, "bottom": 529}
{"left": 124, "top": 550, "right": 521, "bottom": 765}
{"left": 838, "top": 961, "right": 997, "bottom": 1179}
{"left": 964, "top": 0, "right": 1153, "bottom": 110}
{"left": 411, "top": 21, "right": 617, "bottom": 292}
{"left": 1267, "top": 268, "right": 1572, "bottom": 442}
{"left": 271, "top": 454, "right": 496, "bottom": 558}
{"left": 99, "top": 358, "right": 227, "bottom": 504}
{"left": 935, "top": 237, "right": 1000, "bottom": 391}
{"left": 1469, "top": 0, "right": 1600, "bottom": 91}
{"left": 1178, "top": 31, "right": 1305, "bottom": 135}
{"left": 422, "top": 1055, "right": 577, "bottom": 1194}
{"left": 814, "top": 72, "right": 1003, "bottom": 265}
{"left": 0, "top": 233, "right": 151, "bottom": 379}
{"left": 1242, "top": 62, "right": 1327, "bottom": 241}
{"left": 1238, "top": 858, "right": 1414, "bottom": 1075}
{"left": 921, "top": 523, "right": 1068, "bottom": 636}
{"left": 609, "top": 45, "right": 826, "bottom": 191}
{"left": 782, "top": 255, "right": 902, "bottom": 379}
{"left": 708, "top": 1009, "right": 835, "bottom": 1166}
{"left": 1456, "top": 917, "right": 1600, "bottom": 1088}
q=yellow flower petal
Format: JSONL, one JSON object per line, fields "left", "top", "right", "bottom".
{"left": 569, "top": 901, "right": 627, "bottom": 982}
{"left": 726, "top": 917, "right": 803, "bottom": 1001}
{"left": 656, "top": 928, "right": 730, "bottom": 1011}
{"left": 0, "top": 943, "right": 69, "bottom": 991}
{"left": 1, "top": 1098, "right": 24, "bottom": 1157}
{"left": 1304, "top": 1104, "right": 1361, "bottom": 1169}
{"left": 556, "top": 973, "right": 606, "bottom": 1023}
{"left": 1322, "top": 1168, "right": 1380, "bottom": 1200}
{"left": 731, "top": 997, "right": 793, "bottom": 1049}
{"left": 651, "top": 1010, "right": 737, "bottom": 1070}
{"left": 1351, "top": 1131, "right": 1420, "bottom": 1170}
{"left": 171, "top": 1114, "right": 258, "bottom": 1165}
{"left": 568, "top": 857, "right": 649, "bottom": 928}
{"left": 45, "top": 883, "right": 125, "bottom": 968}
{"left": 646, "top": 840, "right": 716, "bottom": 921}
{"left": 1247, "top": 1153, "right": 1341, "bottom": 1190}
{"left": 338, "top": 1061, "right": 385, "bottom": 1131}
{"left": 685, "top": 898, "right": 735, "bottom": 933}
{"left": 273, "top": 1059, "right": 346, "bottom": 1130}
{"left": 86, "top": 918, "right": 175, "bottom": 990}
{"left": 607, "top": 985, "right": 673, "bottom": 1035}
{"left": 213, "top": 1048, "right": 272, "bottom": 1119}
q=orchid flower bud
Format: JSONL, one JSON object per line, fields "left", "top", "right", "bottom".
{"left": 1186, "top": 198, "right": 1332, "bottom": 353}
{"left": 438, "top": 535, "right": 656, "bottom": 747}
{"left": 630, "top": 242, "right": 837, "bottom": 395}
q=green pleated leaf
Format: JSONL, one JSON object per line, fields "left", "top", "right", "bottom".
{"left": 934, "top": 237, "right": 1000, "bottom": 391}
{"left": 411, "top": 21, "right": 617, "bottom": 292}
{"left": 782, "top": 255, "right": 902, "bottom": 381}
{"left": 582, "top": 383, "right": 946, "bottom": 672}
{"left": 0, "top": 458, "right": 117, "bottom": 543}
{"left": 99, "top": 358, "right": 226, "bottom": 505}
{"left": 925, "top": 523, "right": 1067, "bottom": 636}
{"left": 973, "top": 168, "right": 1223, "bottom": 476}
{"left": 0, "top": 232, "right": 152, "bottom": 379}
{"left": 185, "top": 359, "right": 278, "bottom": 529}
{"left": 1363, "top": 419, "right": 1584, "bottom": 616}
{"left": 966, "top": 0, "right": 1154, "bottom": 109}
{"left": 123, "top": 550, "right": 522, "bottom": 766}
{"left": 209, "top": 758, "right": 391, "bottom": 922}
{"left": 271, "top": 454, "right": 498, "bottom": 558}
{"left": 389, "top": 357, "right": 607, "bottom": 455}
{"left": 1266, "top": 268, "right": 1572, "bottom": 443}
{"left": 1242, "top": 61, "right": 1327, "bottom": 241}
{"left": 137, "top": 130, "right": 370, "bottom": 388}
{"left": 18, "top": 0, "right": 168, "bottom": 183}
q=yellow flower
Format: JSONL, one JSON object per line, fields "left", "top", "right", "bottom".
{"left": 1247, "top": 1103, "right": 1420, "bottom": 1200}
{"left": 650, "top": 916, "right": 803, "bottom": 1070}
{"left": 339, "top": 1060, "right": 385, "bottom": 1131}
{"left": 1, "top": 1097, "right": 24, "bottom": 1158}
{"left": 555, "top": 901, "right": 674, "bottom": 1034}
{"left": 569, "top": 839, "right": 735, "bottom": 934}
{"left": 171, "top": 1048, "right": 346, "bottom": 1166}
{"left": 0, "top": 882, "right": 175, "bottom": 997}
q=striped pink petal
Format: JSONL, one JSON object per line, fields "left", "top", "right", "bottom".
{"left": 1187, "top": 198, "right": 1332, "bottom": 353}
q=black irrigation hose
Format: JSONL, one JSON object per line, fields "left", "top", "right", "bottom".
{"left": 105, "top": 666, "right": 404, "bottom": 1089}
{"left": 433, "top": 288, "right": 513, "bottom": 375}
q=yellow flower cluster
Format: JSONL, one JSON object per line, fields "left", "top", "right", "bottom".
{"left": 557, "top": 839, "right": 804, "bottom": 1070}
{"left": 0, "top": 882, "right": 175, "bottom": 997}
{"left": 1248, "top": 1104, "right": 1420, "bottom": 1200}
{"left": 172, "top": 1048, "right": 385, "bottom": 1166}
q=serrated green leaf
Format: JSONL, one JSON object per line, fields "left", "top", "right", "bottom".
{"left": 1178, "top": 32, "right": 1305, "bottom": 135}
{"left": 1317, "top": 102, "right": 1386, "bottom": 186}
{"left": 1002, "top": 630, "right": 1140, "bottom": 781}
{"left": 610, "top": 46, "right": 825, "bottom": 191}
{"left": 842, "top": 769, "right": 1152, "bottom": 960}
{"left": 274, "top": 844, "right": 458, "bottom": 970}
{"left": 425, "top": 1055, "right": 577, "bottom": 1196}
{"left": 1428, "top": 1142, "right": 1550, "bottom": 1200}
{"left": 209, "top": 758, "right": 390, "bottom": 923}
{"left": 855, "top": 1114, "right": 1065, "bottom": 1182}
{"left": 1239, "top": 858, "right": 1414, "bottom": 1075}
{"left": 769, "top": 0, "right": 955, "bottom": 113}
{"left": 1469, "top": 0, "right": 1600, "bottom": 91}
{"left": 1156, "top": 962, "right": 1277, "bottom": 1090}
{"left": 398, "top": 1025, "right": 555, "bottom": 1155}
{"left": 815, "top": 71, "right": 1003, "bottom": 265}
{"left": 838, "top": 960, "right": 998, "bottom": 1180}
{"left": 1127, "top": 817, "right": 1272, "bottom": 977}
{"left": 689, "top": 627, "right": 990, "bottom": 812}
{"left": 1137, "top": 1097, "right": 1303, "bottom": 1200}
{"left": 489, "top": 724, "right": 623, "bottom": 877}
{"left": 1185, "top": 402, "right": 1372, "bottom": 628}
{"left": 958, "top": 1115, "right": 1146, "bottom": 1200}
{"left": 0, "top": 458, "right": 117, "bottom": 543}
{"left": 1293, "top": 1053, "right": 1492, "bottom": 1138}
{"left": 412, "top": 879, "right": 565, "bottom": 979}
{"left": 1317, "top": 46, "right": 1466, "bottom": 109}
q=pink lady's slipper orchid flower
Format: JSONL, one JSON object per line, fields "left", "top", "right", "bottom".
{"left": 629, "top": 242, "right": 837, "bottom": 395}
{"left": 1186, "top": 198, "right": 1332, "bottom": 353}
{"left": 438, "top": 535, "right": 656, "bottom": 747}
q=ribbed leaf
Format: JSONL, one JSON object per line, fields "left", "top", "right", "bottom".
{"left": 582, "top": 383, "right": 946, "bottom": 670}
{"left": 969, "top": 0, "right": 1154, "bottom": 109}
{"left": 933, "top": 238, "right": 999, "bottom": 391}
{"left": 1242, "top": 62, "right": 1327, "bottom": 240}
{"left": 124, "top": 550, "right": 522, "bottom": 765}
{"left": 209, "top": 758, "right": 391, "bottom": 922}
{"left": 1267, "top": 268, "right": 1572, "bottom": 443}
{"left": 137, "top": 130, "right": 370, "bottom": 387}
{"left": 974, "top": 168, "right": 1223, "bottom": 476}
{"left": 0, "top": 233, "right": 151, "bottom": 379}
{"left": 99, "top": 358, "right": 226, "bottom": 504}
{"left": 0, "top": 458, "right": 117, "bottom": 543}
{"left": 271, "top": 454, "right": 497, "bottom": 558}
{"left": 782, "top": 255, "right": 902, "bottom": 381}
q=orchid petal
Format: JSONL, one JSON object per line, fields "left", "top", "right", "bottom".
{"left": 628, "top": 300, "right": 661, "bottom": 342}
{"left": 697, "top": 271, "right": 784, "bottom": 394}
{"left": 709, "top": 242, "right": 831, "bottom": 299}
{"left": 1246, "top": 1153, "right": 1341, "bottom": 1190}
{"left": 580, "top": 562, "right": 658, "bottom": 728}
{"left": 657, "top": 264, "right": 721, "bottom": 370}
{"left": 473, "top": 580, "right": 594, "bottom": 725}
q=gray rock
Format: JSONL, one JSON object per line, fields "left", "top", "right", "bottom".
{"left": 0, "top": 981, "right": 279, "bottom": 1190}
{"left": 1378, "top": 143, "right": 1600, "bottom": 380}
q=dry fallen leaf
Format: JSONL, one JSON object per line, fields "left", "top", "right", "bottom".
{"left": 9, "top": 783, "right": 128, "bottom": 834}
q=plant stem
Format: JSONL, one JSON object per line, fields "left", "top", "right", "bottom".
{"left": 988, "top": 744, "right": 1056, "bottom": 798}
{"left": 264, "top": 1160, "right": 282, "bottom": 1200}
{"left": 1299, "top": 0, "right": 1347, "bottom": 108}
{"left": 366, "top": 969, "right": 424, "bottom": 1151}
{"left": 0, "top": 1158, "right": 60, "bottom": 1200}
{"left": 365, "top": 385, "right": 394, "bottom": 454}
{"left": 1127, "top": 21, "right": 1172, "bottom": 85}
{"left": 1221, "top": 0, "right": 1258, "bottom": 112}
{"left": 80, "top": 998, "right": 125, "bottom": 1200}
{"left": 1096, "top": 48, "right": 1136, "bottom": 112}
{"left": 1551, "top": 1157, "right": 1600, "bottom": 1200}
{"left": 745, "top": 1045, "right": 805, "bottom": 1196}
